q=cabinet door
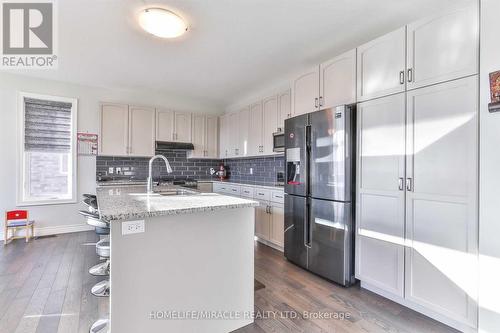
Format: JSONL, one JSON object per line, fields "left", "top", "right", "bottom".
{"left": 191, "top": 114, "right": 206, "bottom": 158}
{"left": 278, "top": 89, "right": 291, "bottom": 130}
{"left": 355, "top": 93, "right": 406, "bottom": 297}
{"left": 262, "top": 96, "right": 278, "bottom": 155}
{"left": 357, "top": 27, "right": 406, "bottom": 102}
{"left": 128, "top": 106, "right": 155, "bottom": 157}
{"left": 248, "top": 102, "right": 263, "bottom": 156}
{"left": 320, "top": 49, "right": 356, "bottom": 108}
{"left": 100, "top": 103, "right": 129, "bottom": 156}
{"left": 206, "top": 116, "right": 218, "bottom": 158}
{"left": 406, "top": 3, "right": 478, "bottom": 90}
{"left": 292, "top": 66, "right": 320, "bottom": 115}
{"left": 156, "top": 109, "right": 174, "bottom": 141}
{"left": 219, "top": 114, "right": 229, "bottom": 158}
{"left": 405, "top": 77, "right": 478, "bottom": 326}
{"left": 228, "top": 112, "right": 239, "bottom": 157}
{"left": 174, "top": 112, "right": 192, "bottom": 142}
{"left": 270, "top": 203, "right": 284, "bottom": 248}
{"left": 238, "top": 107, "right": 250, "bottom": 157}
{"left": 255, "top": 202, "right": 270, "bottom": 240}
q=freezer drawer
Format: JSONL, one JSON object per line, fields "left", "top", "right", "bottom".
{"left": 284, "top": 194, "right": 308, "bottom": 268}
{"left": 308, "top": 198, "right": 354, "bottom": 286}
{"left": 309, "top": 105, "right": 354, "bottom": 201}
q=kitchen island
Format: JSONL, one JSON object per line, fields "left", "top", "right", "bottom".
{"left": 96, "top": 184, "right": 259, "bottom": 333}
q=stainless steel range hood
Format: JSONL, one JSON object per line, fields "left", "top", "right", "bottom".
{"left": 155, "top": 141, "right": 194, "bottom": 151}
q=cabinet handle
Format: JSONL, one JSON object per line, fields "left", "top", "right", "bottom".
{"left": 407, "top": 68, "right": 413, "bottom": 82}
{"left": 314, "top": 97, "right": 319, "bottom": 108}
{"left": 399, "top": 71, "right": 405, "bottom": 84}
{"left": 268, "top": 206, "right": 272, "bottom": 214}
{"left": 398, "top": 177, "right": 404, "bottom": 191}
{"left": 319, "top": 96, "right": 323, "bottom": 107}
{"left": 406, "top": 178, "right": 413, "bottom": 192}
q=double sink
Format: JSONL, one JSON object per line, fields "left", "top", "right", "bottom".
{"left": 149, "top": 188, "right": 199, "bottom": 196}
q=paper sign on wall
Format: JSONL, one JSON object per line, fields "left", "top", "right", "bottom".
{"left": 77, "top": 133, "right": 98, "bottom": 155}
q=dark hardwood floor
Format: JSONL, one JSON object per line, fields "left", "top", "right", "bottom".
{"left": 0, "top": 232, "right": 457, "bottom": 333}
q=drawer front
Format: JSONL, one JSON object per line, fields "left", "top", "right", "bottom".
{"left": 271, "top": 191, "right": 285, "bottom": 203}
{"left": 240, "top": 186, "right": 254, "bottom": 198}
{"left": 226, "top": 185, "right": 241, "bottom": 196}
{"left": 213, "top": 183, "right": 228, "bottom": 193}
{"left": 254, "top": 189, "right": 271, "bottom": 201}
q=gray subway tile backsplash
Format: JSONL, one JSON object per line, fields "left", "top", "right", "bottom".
{"left": 96, "top": 149, "right": 284, "bottom": 186}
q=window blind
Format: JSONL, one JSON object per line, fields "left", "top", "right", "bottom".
{"left": 24, "top": 97, "right": 73, "bottom": 152}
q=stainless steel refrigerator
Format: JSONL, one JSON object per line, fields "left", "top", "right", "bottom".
{"left": 284, "top": 105, "right": 355, "bottom": 286}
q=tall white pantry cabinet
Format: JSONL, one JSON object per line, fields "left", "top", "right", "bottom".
{"left": 355, "top": 2, "right": 479, "bottom": 332}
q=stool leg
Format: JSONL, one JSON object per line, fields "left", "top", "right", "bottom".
{"left": 25, "top": 224, "right": 29, "bottom": 243}
{"left": 31, "top": 223, "right": 34, "bottom": 240}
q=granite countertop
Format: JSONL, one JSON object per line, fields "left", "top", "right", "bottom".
{"left": 96, "top": 184, "right": 259, "bottom": 222}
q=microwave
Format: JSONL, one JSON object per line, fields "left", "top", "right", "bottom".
{"left": 273, "top": 131, "right": 285, "bottom": 152}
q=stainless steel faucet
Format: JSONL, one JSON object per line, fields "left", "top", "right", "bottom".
{"left": 147, "top": 155, "right": 173, "bottom": 193}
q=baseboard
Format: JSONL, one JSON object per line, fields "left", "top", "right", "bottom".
{"left": 255, "top": 237, "right": 284, "bottom": 252}
{"left": 0, "top": 223, "right": 93, "bottom": 241}
{"left": 360, "top": 281, "right": 476, "bottom": 333}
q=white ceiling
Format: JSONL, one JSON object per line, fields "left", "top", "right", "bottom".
{"left": 9, "top": 0, "right": 472, "bottom": 108}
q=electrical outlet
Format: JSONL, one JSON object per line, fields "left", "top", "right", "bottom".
{"left": 122, "top": 220, "right": 145, "bottom": 235}
{"left": 116, "top": 167, "right": 122, "bottom": 174}
{"left": 108, "top": 167, "right": 114, "bottom": 174}
{"left": 249, "top": 167, "right": 253, "bottom": 175}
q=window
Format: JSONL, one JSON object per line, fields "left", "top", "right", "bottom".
{"left": 18, "top": 93, "right": 78, "bottom": 205}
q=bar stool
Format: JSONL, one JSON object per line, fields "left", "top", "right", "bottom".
{"left": 91, "top": 239, "right": 110, "bottom": 297}
{"left": 89, "top": 318, "right": 109, "bottom": 333}
{"left": 89, "top": 237, "right": 110, "bottom": 276}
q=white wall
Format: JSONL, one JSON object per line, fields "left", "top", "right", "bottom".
{"left": 479, "top": 0, "right": 500, "bottom": 332}
{"left": 0, "top": 72, "right": 220, "bottom": 238}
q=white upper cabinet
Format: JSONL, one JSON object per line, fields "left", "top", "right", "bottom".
{"left": 100, "top": 103, "right": 155, "bottom": 157}
{"left": 128, "top": 106, "right": 155, "bottom": 157}
{"left": 156, "top": 109, "right": 174, "bottom": 141}
{"left": 406, "top": 3, "right": 478, "bottom": 90}
{"left": 100, "top": 103, "right": 129, "bottom": 156}
{"left": 190, "top": 114, "right": 218, "bottom": 159}
{"left": 262, "top": 95, "right": 278, "bottom": 155}
{"left": 278, "top": 89, "right": 291, "bottom": 130}
{"left": 206, "top": 116, "right": 219, "bottom": 158}
{"left": 357, "top": 27, "right": 407, "bottom": 102}
{"left": 228, "top": 111, "right": 241, "bottom": 157}
{"left": 173, "top": 112, "right": 192, "bottom": 143}
{"left": 191, "top": 114, "right": 206, "bottom": 158}
{"left": 238, "top": 107, "right": 250, "bottom": 157}
{"left": 320, "top": 49, "right": 357, "bottom": 108}
{"left": 219, "top": 114, "right": 229, "bottom": 158}
{"left": 248, "top": 102, "right": 263, "bottom": 156}
{"left": 292, "top": 66, "right": 320, "bottom": 115}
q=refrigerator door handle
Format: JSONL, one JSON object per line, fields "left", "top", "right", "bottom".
{"left": 304, "top": 199, "right": 311, "bottom": 248}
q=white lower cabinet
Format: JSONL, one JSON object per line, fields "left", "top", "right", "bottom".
{"left": 255, "top": 201, "right": 270, "bottom": 240}
{"left": 212, "top": 183, "right": 284, "bottom": 250}
{"left": 269, "top": 203, "right": 284, "bottom": 247}
{"left": 356, "top": 76, "right": 478, "bottom": 331}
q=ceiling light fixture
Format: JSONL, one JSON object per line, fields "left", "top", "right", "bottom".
{"left": 138, "top": 8, "right": 188, "bottom": 38}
